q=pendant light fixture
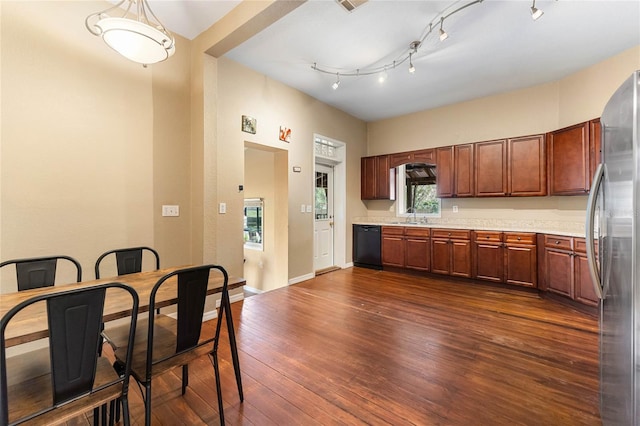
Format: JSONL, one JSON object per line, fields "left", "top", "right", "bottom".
{"left": 86, "top": 0, "right": 175, "bottom": 65}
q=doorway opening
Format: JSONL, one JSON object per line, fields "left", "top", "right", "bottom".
{"left": 313, "top": 135, "right": 346, "bottom": 274}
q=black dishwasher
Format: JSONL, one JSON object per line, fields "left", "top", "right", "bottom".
{"left": 353, "top": 224, "right": 382, "bottom": 270}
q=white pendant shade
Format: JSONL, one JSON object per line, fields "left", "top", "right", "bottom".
{"left": 97, "top": 18, "right": 175, "bottom": 64}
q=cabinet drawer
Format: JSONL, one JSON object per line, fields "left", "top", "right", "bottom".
{"left": 405, "top": 227, "right": 430, "bottom": 238}
{"left": 544, "top": 235, "right": 573, "bottom": 251}
{"left": 504, "top": 232, "right": 536, "bottom": 245}
{"left": 474, "top": 231, "right": 502, "bottom": 243}
{"left": 573, "top": 238, "right": 597, "bottom": 254}
{"left": 382, "top": 226, "right": 404, "bottom": 236}
{"left": 432, "top": 229, "right": 471, "bottom": 240}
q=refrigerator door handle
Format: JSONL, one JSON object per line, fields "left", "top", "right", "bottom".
{"left": 585, "top": 162, "right": 604, "bottom": 300}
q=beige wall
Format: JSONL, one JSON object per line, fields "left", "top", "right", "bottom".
{"left": 211, "top": 57, "right": 367, "bottom": 283}
{"left": 0, "top": 1, "right": 192, "bottom": 291}
{"left": 366, "top": 45, "right": 640, "bottom": 225}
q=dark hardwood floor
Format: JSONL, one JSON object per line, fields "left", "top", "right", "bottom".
{"left": 83, "top": 267, "right": 601, "bottom": 425}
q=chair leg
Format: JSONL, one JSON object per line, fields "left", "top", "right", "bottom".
{"left": 145, "top": 382, "right": 152, "bottom": 426}
{"left": 108, "top": 400, "right": 115, "bottom": 426}
{"left": 121, "top": 395, "right": 131, "bottom": 426}
{"left": 211, "top": 351, "right": 225, "bottom": 426}
{"left": 182, "top": 364, "right": 189, "bottom": 395}
{"left": 93, "top": 407, "right": 100, "bottom": 424}
{"left": 101, "top": 403, "right": 108, "bottom": 425}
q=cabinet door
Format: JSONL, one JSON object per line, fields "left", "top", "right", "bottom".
{"left": 545, "top": 249, "right": 574, "bottom": 298}
{"left": 574, "top": 253, "right": 599, "bottom": 306}
{"left": 405, "top": 237, "right": 430, "bottom": 271}
{"left": 473, "top": 242, "right": 503, "bottom": 282}
{"left": 505, "top": 245, "right": 537, "bottom": 288}
{"left": 451, "top": 240, "right": 472, "bottom": 278}
{"left": 375, "top": 155, "right": 394, "bottom": 200}
{"left": 382, "top": 235, "right": 405, "bottom": 267}
{"left": 508, "top": 135, "right": 546, "bottom": 196}
{"left": 361, "top": 156, "right": 376, "bottom": 200}
{"left": 436, "top": 147, "right": 454, "bottom": 198}
{"left": 475, "top": 139, "right": 507, "bottom": 196}
{"left": 548, "top": 122, "right": 590, "bottom": 195}
{"left": 454, "top": 144, "right": 474, "bottom": 197}
{"left": 431, "top": 238, "right": 451, "bottom": 275}
{"left": 413, "top": 149, "right": 435, "bottom": 164}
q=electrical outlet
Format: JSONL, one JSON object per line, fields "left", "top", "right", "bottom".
{"left": 452, "top": 205, "right": 459, "bottom": 213}
{"left": 162, "top": 205, "right": 179, "bottom": 217}
{"left": 219, "top": 203, "right": 226, "bottom": 214}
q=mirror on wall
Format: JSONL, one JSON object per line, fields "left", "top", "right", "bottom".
{"left": 397, "top": 163, "right": 441, "bottom": 217}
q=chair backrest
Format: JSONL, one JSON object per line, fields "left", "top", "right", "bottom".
{"left": 146, "top": 265, "right": 229, "bottom": 373}
{"left": 0, "top": 256, "right": 83, "bottom": 291}
{"left": 0, "top": 282, "right": 139, "bottom": 425}
{"left": 94, "top": 246, "right": 160, "bottom": 279}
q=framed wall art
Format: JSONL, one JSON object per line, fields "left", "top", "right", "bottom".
{"left": 242, "top": 115, "right": 256, "bottom": 134}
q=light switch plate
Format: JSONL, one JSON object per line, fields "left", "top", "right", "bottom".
{"left": 306, "top": 205, "right": 312, "bottom": 213}
{"left": 219, "top": 203, "right": 226, "bottom": 214}
{"left": 162, "top": 205, "right": 179, "bottom": 217}
{"left": 300, "top": 204, "right": 306, "bottom": 213}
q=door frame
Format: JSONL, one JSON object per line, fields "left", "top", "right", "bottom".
{"left": 313, "top": 135, "right": 346, "bottom": 270}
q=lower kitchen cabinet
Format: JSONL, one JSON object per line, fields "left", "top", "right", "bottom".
{"left": 405, "top": 228, "right": 430, "bottom": 271}
{"left": 381, "top": 226, "right": 405, "bottom": 268}
{"left": 431, "top": 229, "right": 471, "bottom": 278}
{"left": 382, "top": 226, "right": 430, "bottom": 271}
{"left": 473, "top": 231, "right": 537, "bottom": 288}
{"left": 543, "top": 235, "right": 599, "bottom": 306}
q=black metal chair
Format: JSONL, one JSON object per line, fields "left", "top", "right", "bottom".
{"left": 106, "top": 265, "right": 233, "bottom": 426}
{"left": 0, "top": 282, "right": 139, "bottom": 426}
{"left": 94, "top": 246, "right": 160, "bottom": 279}
{"left": 0, "top": 255, "right": 82, "bottom": 291}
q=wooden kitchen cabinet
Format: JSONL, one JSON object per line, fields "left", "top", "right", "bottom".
{"left": 361, "top": 155, "right": 395, "bottom": 200}
{"left": 473, "top": 231, "right": 537, "bottom": 287}
{"left": 382, "top": 226, "right": 430, "bottom": 271}
{"left": 431, "top": 229, "right": 471, "bottom": 278}
{"left": 544, "top": 235, "right": 574, "bottom": 298}
{"left": 589, "top": 119, "right": 601, "bottom": 186}
{"left": 436, "top": 145, "right": 474, "bottom": 198}
{"left": 405, "top": 228, "right": 430, "bottom": 271}
{"left": 507, "top": 135, "right": 546, "bottom": 196}
{"left": 381, "top": 226, "right": 405, "bottom": 267}
{"left": 574, "top": 238, "right": 599, "bottom": 306}
{"left": 390, "top": 149, "right": 434, "bottom": 168}
{"left": 475, "top": 135, "right": 546, "bottom": 197}
{"left": 547, "top": 121, "right": 598, "bottom": 195}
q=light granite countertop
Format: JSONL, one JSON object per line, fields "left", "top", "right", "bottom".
{"left": 353, "top": 217, "right": 587, "bottom": 238}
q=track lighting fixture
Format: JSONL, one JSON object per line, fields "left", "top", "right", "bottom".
{"left": 332, "top": 73, "right": 340, "bottom": 90}
{"left": 439, "top": 18, "right": 448, "bottom": 42}
{"left": 312, "top": 0, "right": 497, "bottom": 87}
{"left": 530, "top": 0, "right": 544, "bottom": 20}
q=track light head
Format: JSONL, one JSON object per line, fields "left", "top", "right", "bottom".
{"left": 439, "top": 18, "right": 448, "bottom": 42}
{"left": 531, "top": 0, "right": 544, "bottom": 20}
{"left": 332, "top": 73, "right": 340, "bottom": 90}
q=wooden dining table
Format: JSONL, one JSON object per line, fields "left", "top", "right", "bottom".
{"left": 0, "top": 265, "right": 246, "bottom": 400}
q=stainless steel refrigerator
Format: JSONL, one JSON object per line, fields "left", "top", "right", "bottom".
{"left": 586, "top": 70, "right": 639, "bottom": 425}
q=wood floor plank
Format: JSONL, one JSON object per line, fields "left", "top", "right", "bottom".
{"left": 66, "top": 267, "right": 599, "bottom": 425}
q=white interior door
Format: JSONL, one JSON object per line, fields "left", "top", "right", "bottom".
{"left": 314, "top": 164, "right": 334, "bottom": 271}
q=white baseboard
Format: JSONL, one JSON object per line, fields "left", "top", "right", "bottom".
{"left": 288, "top": 272, "right": 315, "bottom": 285}
{"left": 243, "top": 285, "right": 263, "bottom": 295}
{"left": 344, "top": 262, "right": 354, "bottom": 268}
{"left": 169, "top": 292, "right": 246, "bottom": 321}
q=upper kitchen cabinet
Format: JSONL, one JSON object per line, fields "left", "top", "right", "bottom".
{"left": 475, "top": 135, "right": 546, "bottom": 197}
{"left": 389, "top": 149, "right": 434, "bottom": 168}
{"left": 436, "top": 144, "right": 474, "bottom": 198}
{"left": 507, "top": 135, "right": 546, "bottom": 196}
{"left": 547, "top": 120, "right": 600, "bottom": 195}
{"left": 361, "top": 155, "right": 396, "bottom": 200}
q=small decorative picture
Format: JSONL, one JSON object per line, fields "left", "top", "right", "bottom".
{"left": 242, "top": 115, "right": 256, "bottom": 134}
{"left": 279, "top": 126, "right": 291, "bottom": 142}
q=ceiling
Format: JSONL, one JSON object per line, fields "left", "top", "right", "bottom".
{"left": 150, "top": 0, "right": 640, "bottom": 122}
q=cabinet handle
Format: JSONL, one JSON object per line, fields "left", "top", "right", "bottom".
{"left": 448, "top": 232, "right": 452, "bottom": 237}
{"left": 555, "top": 240, "right": 560, "bottom": 244}
{"left": 486, "top": 236, "right": 490, "bottom": 239}
{"left": 517, "top": 237, "right": 521, "bottom": 241}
